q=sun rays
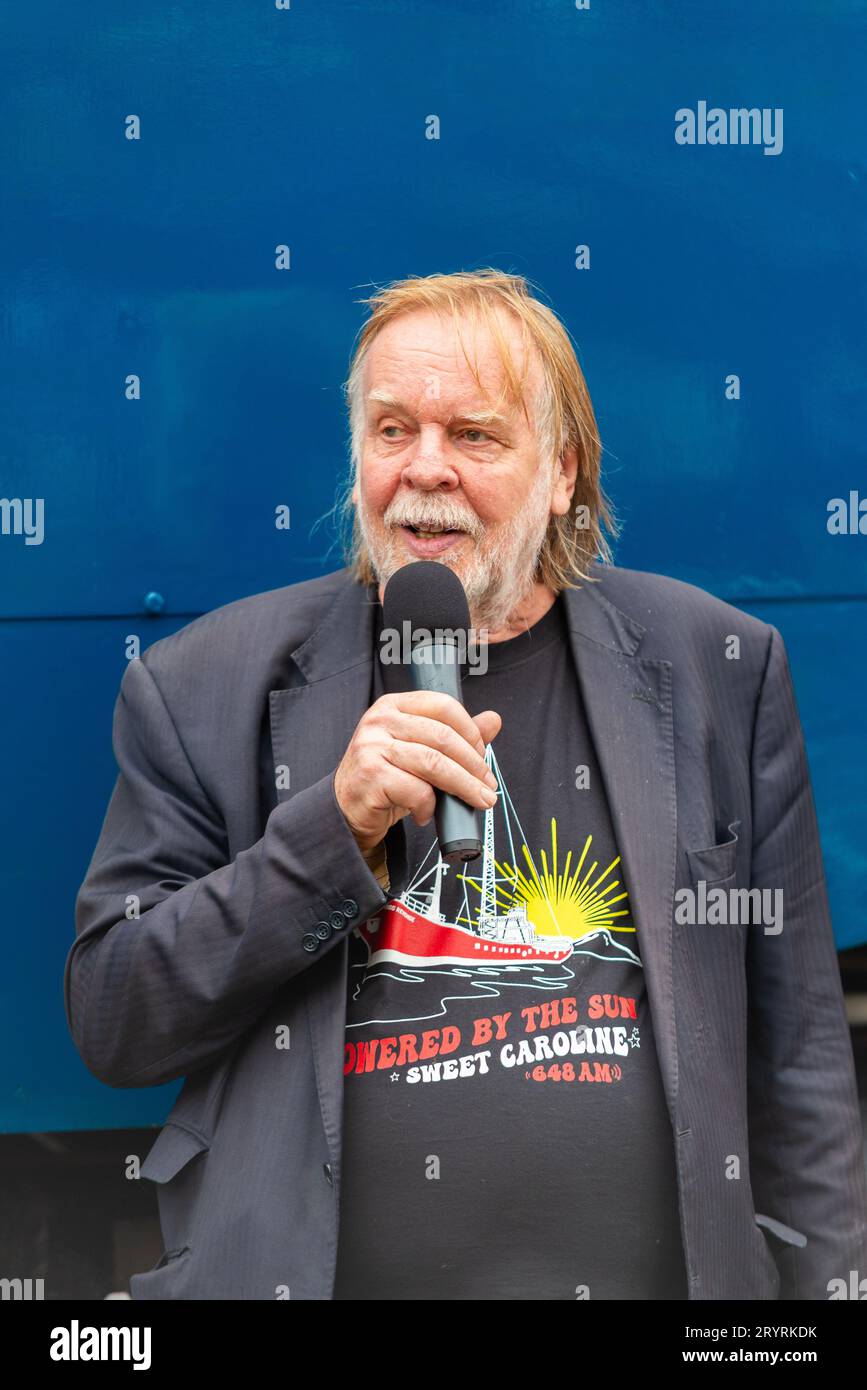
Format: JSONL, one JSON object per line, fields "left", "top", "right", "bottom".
{"left": 460, "top": 818, "right": 634, "bottom": 940}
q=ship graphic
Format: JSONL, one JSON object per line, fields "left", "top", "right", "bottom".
{"left": 359, "top": 744, "right": 575, "bottom": 969}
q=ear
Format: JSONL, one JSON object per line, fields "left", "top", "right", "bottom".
{"left": 550, "top": 445, "right": 578, "bottom": 517}
{"left": 351, "top": 481, "right": 359, "bottom": 506}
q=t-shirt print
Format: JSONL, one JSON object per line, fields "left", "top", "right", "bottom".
{"left": 344, "top": 740, "right": 643, "bottom": 1089}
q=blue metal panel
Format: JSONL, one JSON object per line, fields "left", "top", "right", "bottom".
{"left": 1, "top": 1, "right": 864, "bottom": 1129}
{"left": 0, "top": 619, "right": 187, "bottom": 1133}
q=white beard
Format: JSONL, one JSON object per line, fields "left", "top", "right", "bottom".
{"left": 356, "top": 457, "right": 555, "bottom": 636}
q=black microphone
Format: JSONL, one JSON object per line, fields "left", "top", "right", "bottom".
{"left": 382, "top": 562, "right": 483, "bottom": 865}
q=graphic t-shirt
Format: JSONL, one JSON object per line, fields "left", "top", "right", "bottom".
{"left": 333, "top": 594, "right": 687, "bottom": 1301}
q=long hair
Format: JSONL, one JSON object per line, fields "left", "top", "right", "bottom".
{"left": 338, "top": 268, "right": 617, "bottom": 589}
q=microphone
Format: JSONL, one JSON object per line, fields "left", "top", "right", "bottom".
{"left": 382, "top": 561, "right": 483, "bottom": 865}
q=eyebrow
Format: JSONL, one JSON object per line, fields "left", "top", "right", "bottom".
{"left": 366, "top": 389, "right": 511, "bottom": 430}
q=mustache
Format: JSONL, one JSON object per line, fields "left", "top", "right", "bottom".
{"left": 383, "top": 501, "right": 485, "bottom": 539}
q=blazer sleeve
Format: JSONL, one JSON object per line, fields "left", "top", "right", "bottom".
{"left": 745, "top": 624, "right": 867, "bottom": 1299}
{"left": 65, "top": 652, "right": 390, "bottom": 1090}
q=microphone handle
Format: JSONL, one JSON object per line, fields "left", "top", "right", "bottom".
{"left": 409, "top": 642, "right": 483, "bottom": 864}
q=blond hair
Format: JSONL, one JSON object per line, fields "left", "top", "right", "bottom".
{"left": 339, "top": 268, "right": 617, "bottom": 589}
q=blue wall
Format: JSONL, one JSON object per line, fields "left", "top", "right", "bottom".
{"left": 2, "top": 1, "right": 865, "bottom": 1132}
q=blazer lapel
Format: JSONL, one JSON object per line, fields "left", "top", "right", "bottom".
{"left": 562, "top": 580, "right": 680, "bottom": 1128}
{"left": 269, "top": 577, "right": 379, "bottom": 793}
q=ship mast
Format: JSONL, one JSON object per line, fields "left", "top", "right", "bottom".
{"left": 429, "top": 856, "right": 444, "bottom": 919}
{"left": 479, "top": 748, "right": 497, "bottom": 924}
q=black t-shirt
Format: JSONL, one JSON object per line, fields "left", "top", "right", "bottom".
{"left": 333, "top": 593, "right": 687, "bottom": 1300}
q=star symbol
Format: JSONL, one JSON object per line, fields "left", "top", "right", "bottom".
{"left": 628, "top": 1028, "right": 641, "bottom": 1049}
{"left": 390, "top": 1071, "right": 400, "bottom": 1082}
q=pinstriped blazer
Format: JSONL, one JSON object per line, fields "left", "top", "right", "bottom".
{"left": 65, "top": 562, "right": 867, "bottom": 1299}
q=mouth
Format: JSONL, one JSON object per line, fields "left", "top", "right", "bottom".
{"left": 397, "top": 523, "right": 470, "bottom": 556}
{"left": 403, "top": 524, "right": 464, "bottom": 539}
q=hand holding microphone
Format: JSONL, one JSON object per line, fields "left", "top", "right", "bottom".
{"left": 333, "top": 562, "right": 501, "bottom": 863}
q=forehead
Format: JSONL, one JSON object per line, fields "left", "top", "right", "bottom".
{"left": 363, "top": 306, "right": 541, "bottom": 415}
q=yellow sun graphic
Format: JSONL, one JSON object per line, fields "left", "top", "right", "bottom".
{"left": 460, "top": 818, "right": 634, "bottom": 940}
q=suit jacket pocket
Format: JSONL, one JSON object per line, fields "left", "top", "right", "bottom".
{"left": 153, "top": 1244, "right": 190, "bottom": 1270}
{"left": 686, "top": 821, "right": 740, "bottom": 886}
{"left": 753, "top": 1213, "right": 806, "bottom": 1298}
{"left": 129, "top": 1244, "right": 194, "bottom": 1300}
{"left": 132, "top": 1125, "right": 209, "bottom": 1299}
{"left": 139, "top": 1121, "right": 210, "bottom": 1184}
{"left": 754, "top": 1212, "right": 807, "bottom": 1247}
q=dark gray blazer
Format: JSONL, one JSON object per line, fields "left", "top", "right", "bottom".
{"left": 65, "top": 563, "right": 867, "bottom": 1300}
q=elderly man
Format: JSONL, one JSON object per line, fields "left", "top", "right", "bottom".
{"left": 66, "top": 269, "right": 867, "bottom": 1301}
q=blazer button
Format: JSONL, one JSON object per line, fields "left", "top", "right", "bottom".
{"left": 301, "top": 933, "right": 319, "bottom": 952}
{"left": 323, "top": 1162, "right": 333, "bottom": 1185}
{"left": 341, "top": 898, "right": 359, "bottom": 920}
{"left": 314, "top": 920, "right": 333, "bottom": 942}
{"left": 329, "top": 910, "right": 347, "bottom": 931}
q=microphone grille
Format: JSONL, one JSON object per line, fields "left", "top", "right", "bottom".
{"left": 382, "top": 561, "right": 471, "bottom": 640}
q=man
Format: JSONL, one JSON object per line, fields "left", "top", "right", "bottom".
{"left": 66, "top": 269, "right": 867, "bottom": 1300}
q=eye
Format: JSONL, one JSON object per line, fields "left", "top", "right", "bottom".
{"left": 460, "top": 428, "right": 493, "bottom": 443}
{"left": 380, "top": 424, "right": 406, "bottom": 439}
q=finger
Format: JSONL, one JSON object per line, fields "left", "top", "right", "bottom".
{"left": 378, "top": 766, "right": 438, "bottom": 824}
{"left": 386, "top": 691, "right": 488, "bottom": 758}
{"left": 386, "top": 739, "right": 499, "bottom": 809}
{"left": 385, "top": 711, "right": 497, "bottom": 787}
{"left": 473, "top": 709, "right": 502, "bottom": 741}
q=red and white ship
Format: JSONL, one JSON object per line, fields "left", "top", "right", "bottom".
{"left": 359, "top": 746, "right": 573, "bottom": 968}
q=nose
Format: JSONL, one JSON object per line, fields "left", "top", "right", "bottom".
{"left": 401, "top": 426, "right": 459, "bottom": 490}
